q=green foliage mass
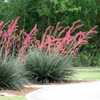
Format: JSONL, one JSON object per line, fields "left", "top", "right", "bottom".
{"left": 0, "top": 56, "right": 27, "bottom": 90}
{"left": 25, "top": 49, "right": 73, "bottom": 83}
{"left": 0, "top": 0, "right": 98, "bottom": 30}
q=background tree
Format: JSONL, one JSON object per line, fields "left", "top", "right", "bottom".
{"left": 0, "top": 0, "right": 100, "bottom": 66}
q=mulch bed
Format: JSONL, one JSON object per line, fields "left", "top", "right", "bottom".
{"left": 0, "top": 85, "right": 39, "bottom": 96}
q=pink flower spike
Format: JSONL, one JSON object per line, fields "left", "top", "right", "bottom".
{"left": 30, "top": 24, "right": 38, "bottom": 35}
{"left": 23, "top": 33, "right": 32, "bottom": 47}
{"left": 7, "top": 17, "right": 20, "bottom": 35}
{"left": 76, "top": 31, "right": 86, "bottom": 40}
{"left": 0, "top": 21, "right": 4, "bottom": 30}
{"left": 78, "top": 38, "right": 88, "bottom": 45}
{"left": 2, "top": 32, "right": 9, "bottom": 40}
{"left": 0, "top": 21, "right": 4, "bottom": 37}
{"left": 62, "top": 30, "right": 73, "bottom": 45}
{"left": 87, "top": 26, "right": 97, "bottom": 35}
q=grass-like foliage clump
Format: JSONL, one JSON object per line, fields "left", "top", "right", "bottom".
{"left": 25, "top": 49, "right": 73, "bottom": 83}
{"left": 0, "top": 56, "right": 27, "bottom": 90}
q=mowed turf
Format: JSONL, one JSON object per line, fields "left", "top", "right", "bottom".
{"left": 0, "top": 96, "right": 26, "bottom": 100}
{"left": 72, "top": 67, "right": 100, "bottom": 81}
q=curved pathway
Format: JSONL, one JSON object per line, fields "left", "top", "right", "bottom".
{"left": 26, "top": 81, "right": 100, "bottom": 100}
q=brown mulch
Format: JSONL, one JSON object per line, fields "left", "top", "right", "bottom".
{"left": 0, "top": 85, "right": 40, "bottom": 96}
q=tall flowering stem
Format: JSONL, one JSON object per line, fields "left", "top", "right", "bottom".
{"left": 0, "top": 17, "right": 97, "bottom": 60}
{"left": 18, "top": 25, "right": 38, "bottom": 60}
{"left": 35, "top": 20, "right": 97, "bottom": 56}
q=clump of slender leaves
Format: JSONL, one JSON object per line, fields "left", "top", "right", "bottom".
{"left": 24, "top": 49, "right": 73, "bottom": 83}
{"left": 0, "top": 55, "right": 27, "bottom": 90}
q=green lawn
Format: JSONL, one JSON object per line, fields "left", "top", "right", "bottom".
{"left": 0, "top": 96, "right": 26, "bottom": 100}
{"left": 72, "top": 67, "right": 100, "bottom": 81}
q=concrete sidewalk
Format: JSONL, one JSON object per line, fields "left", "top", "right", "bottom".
{"left": 26, "top": 81, "right": 100, "bottom": 100}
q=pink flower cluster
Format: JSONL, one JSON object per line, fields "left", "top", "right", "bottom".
{"left": 34, "top": 20, "right": 97, "bottom": 56}
{"left": 0, "top": 17, "right": 19, "bottom": 56}
{"left": 0, "top": 18, "right": 97, "bottom": 58}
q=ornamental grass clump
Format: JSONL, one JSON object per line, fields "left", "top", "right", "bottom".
{"left": 25, "top": 49, "right": 73, "bottom": 83}
{"left": 0, "top": 55, "right": 28, "bottom": 90}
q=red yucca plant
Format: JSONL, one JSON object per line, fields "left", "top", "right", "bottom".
{"left": 0, "top": 17, "right": 97, "bottom": 59}
{"left": 32, "top": 20, "right": 97, "bottom": 56}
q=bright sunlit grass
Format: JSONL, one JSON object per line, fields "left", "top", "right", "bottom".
{"left": 0, "top": 96, "right": 26, "bottom": 100}
{"left": 72, "top": 67, "right": 100, "bottom": 81}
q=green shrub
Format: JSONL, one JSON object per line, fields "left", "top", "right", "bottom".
{"left": 0, "top": 56, "right": 28, "bottom": 90}
{"left": 25, "top": 49, "right": 73, "bottom": 83}
{"left": 0, "top": 0, "right": 98, "bottom": 31}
